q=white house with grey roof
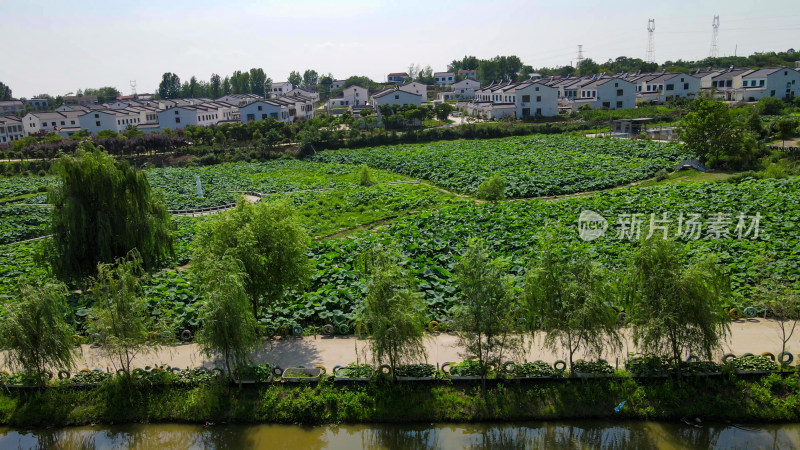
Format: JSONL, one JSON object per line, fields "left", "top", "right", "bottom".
{"left": 0, "top": 116, "right": 25, "bottom": 143}
{"left": 270, "top": 82, "right": 293, "bottom": 97}
{"left": 398, "top": 82, "right": 429, "bottom": 102}
{"left": 739, "top": 67, "right": 800, "bottom": 101}
{"left": 434, "top": 72, "right": 455, "bottom": 85}
{"left": 370, "top": 88, "right": 422, "bottom": 108}
{"left": 572, "top": 77, "right": 636, "bottom": 110}
{"left": 635, "top": 72, "right": 701, "bottom": 103}
{"left": 239, "top": 100, "right": 291, "bottom": 124}
{"left": 22, "top": 111, "right": 83, "bottom": 135}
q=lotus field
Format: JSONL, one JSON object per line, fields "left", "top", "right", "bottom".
{"left": 0, "top": 136, "right": 797, "bottom": 335}
{"left": 312, "top": 135, "right": 691, "bottom": 197}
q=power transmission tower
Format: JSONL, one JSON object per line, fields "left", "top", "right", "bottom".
{"left": 130, "top": 80, "right": 137, "bottom": 97}
{"left": 710, "top": 15, "right": 720, "bottom": 58}
{"left": 576, "top": 45, "right": 584, "bottom": 69}
{"left": 646, "top": 19, "right": 655, "bottom": 63}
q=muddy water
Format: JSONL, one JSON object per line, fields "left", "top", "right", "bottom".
{"left": 1, "top": 421, "right": 798, "bottom": 449}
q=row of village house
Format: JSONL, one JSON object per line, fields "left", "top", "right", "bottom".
{"left": 1, "top": 66, "right": 798, "bottom": 143}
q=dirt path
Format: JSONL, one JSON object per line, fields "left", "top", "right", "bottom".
{"left": 7, "top": 319, "right": 795, "bottom": 373}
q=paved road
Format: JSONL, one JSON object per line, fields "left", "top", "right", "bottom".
{"left": 5, "top": 319, "right": 796, "bottom": 373}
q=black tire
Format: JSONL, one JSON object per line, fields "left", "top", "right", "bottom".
{"left": 553, "top": 360, "right": 567, "bottom": 372}
{"left": 778, "top": 352, "right": 794, "bottom": 365}
{"left": 292, "top": 326, "right": 304, "bottom": 337}
{"left": 180, "top": 330, "right": 193, "bottom": 342}
{"left": 171, "top": 367, "right": 182, "bottom": 374}
{"left": 722, "top": 353, "right": 736, "bottom": 364}
{"left": 743, "top": 307, "right": 757, "bottom": 318}
{"left": 272, "top": 366, "right": 283, "bottom": 377}
{"left": 685, "top": 354, "right": 700, "bottom": 362}
{"left": 322, "top": 324, "right": 334, "bottom": 336}
{"left": 58, "top": 370, "right": 71, "bottom": 380}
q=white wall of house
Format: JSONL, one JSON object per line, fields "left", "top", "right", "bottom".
{"left": 79, "top": 111, "right": 118, "bottom": 134}
{"left": 157, "top": 107, "right": 198, "bottom": 130}
{"left": 22, "top": 112, "right": 81, "bottom": 135}
{"left": 239, "top": 101, "right": 290, "bottom": 123}
{"left": 270, "top": 82, "right": 293, "bottom": 97}
{"left": 398, "top": 82, "right": 428, "bottom": 102}
{"left": 0, "top": 101, "right": 25, "bottom": 114}
{"left": 515, "top": 83, "right": 558, "bottom": 117}
{"left": 451, "top": 79, "right": 480, "bottom": 99}
{"left": 741, "top": 68, "right": 800, "bottom": 101}
{"left": 0, "top": 117, "right": 25, "bottom": 143}
{"left": 342, "top": 85, "right": 368, "bottom": 106}
{"left": 591, "top": 79, "right": 636, "bottom": 110}
{"left": 371, "top": 90, "right": 422, "bottom": 107}
{"left": 434, "top": 72, "right": 455, "bottom": 85}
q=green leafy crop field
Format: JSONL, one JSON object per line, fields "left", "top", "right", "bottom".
{"left": 312, "top": 135, "right": 690, "bottom": 198}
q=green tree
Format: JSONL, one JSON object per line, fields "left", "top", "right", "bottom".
{"left": 209, "top": 73, "right": 222, "bottom": 98}
{"left": 756, "top": 96, "right": 785, "bottom": 115}
{"left": 678, "top": 97, "right": 759, "bottom": 170}
{"left": 88, "top": 252, "right": 151, "bottom": 373}
{"left": 82, "top": 87, "right": 120, "bottom": 103}
{"left": 214, "top": 130, "right": 227, "bottom": 145}
{"left": 0, "top": 81, "right": 11, "bottom": 100}
{"left": 524, "top": 236, "right": 621, "bottom": 372}
{"left": 195, "top": 255, "right": 257, "bottom": 376}
{"left": 476, "top": 173, "right": 506, "bottom": 201}
{"left": 192, "top": 201, "right": 312, "bottom": 318}
{"left": 45, "top": 144, "right": 173, "bottom": 283}
{"left": 434, "top": 103, "right": 454, "bottom": 121}
{"left": 0, "top": 281, "right": 77, "bottom": 385}
{"left": 577, "top": 58, "right": 599, "bottom": 76}
{"left": 356, "top": 245, "right": 427, "bottom": 377}
{"left": 623, "top": 238, "right": 730, "bottom": 376}
{"left": 221, "top": 76, "right": 231, "bottom": 95}
{"left": 452, "top": 239, "right": 522, "bottom": 388}
{"left": 774, "top": 118, "right": 798, "bottom": 147}
{"left": 302, "top": 69, "right": 319, "bottom": 88}
{"left": 158, "top": 72, "right": 181, "bottom": 99}
{"left": 753, "top": 280, "right": 800, "bottom": 359}
{"left": 249, "top": 68, "right": 268, "bottom": 96}
{"left": 288, "top": 71, "right": 302, "bottom": 89}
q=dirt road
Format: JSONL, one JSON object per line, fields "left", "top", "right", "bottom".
{"left": 5, "top": 319, "right": 796, "bottom": 372}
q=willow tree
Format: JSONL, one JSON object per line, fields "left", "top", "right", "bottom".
{"left": 88, "top": 252, "right": 150, "bottom": 373}
{"left": 195, "top": 256, "right": 257, "bottom": 376}
{"left": 46, "top": 143, "right": 173, "bottom": 283}
{"left": 192, "top": 200, "right": 312, "bottom": 318}
{"left": 0, "top": 281, "right": 77, "bottom": 385}
{"left": 524, "top": 236, "right": 620, "bottom": 372}
{"left": 452, "top": 239, "right": 522, "bottom": 387}
{"left": 356, "top": 244, "right": 427, "bottom": 377}
{"left": 623, "top": 238, "right": 730, "bottom": 375}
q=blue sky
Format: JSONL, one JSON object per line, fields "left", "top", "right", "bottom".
{"left": 1, "top": 0, "right": 798, "bottom": 98}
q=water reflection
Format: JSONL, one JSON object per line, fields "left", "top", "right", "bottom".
{"left": 1, "top": 420, "right": 799, "bottom": 449}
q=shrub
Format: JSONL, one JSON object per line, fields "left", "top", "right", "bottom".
{"left": 654, "top": 169, "right": 670, "bottom": 181}
{"left": 572, "top": 360, "right": 614, "bottom": 375}
{"left": 357, "top": 165, "right": 377, "bottom": 186}
{"left": 476, "top": 173, "right": 506, "bottom": 201}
